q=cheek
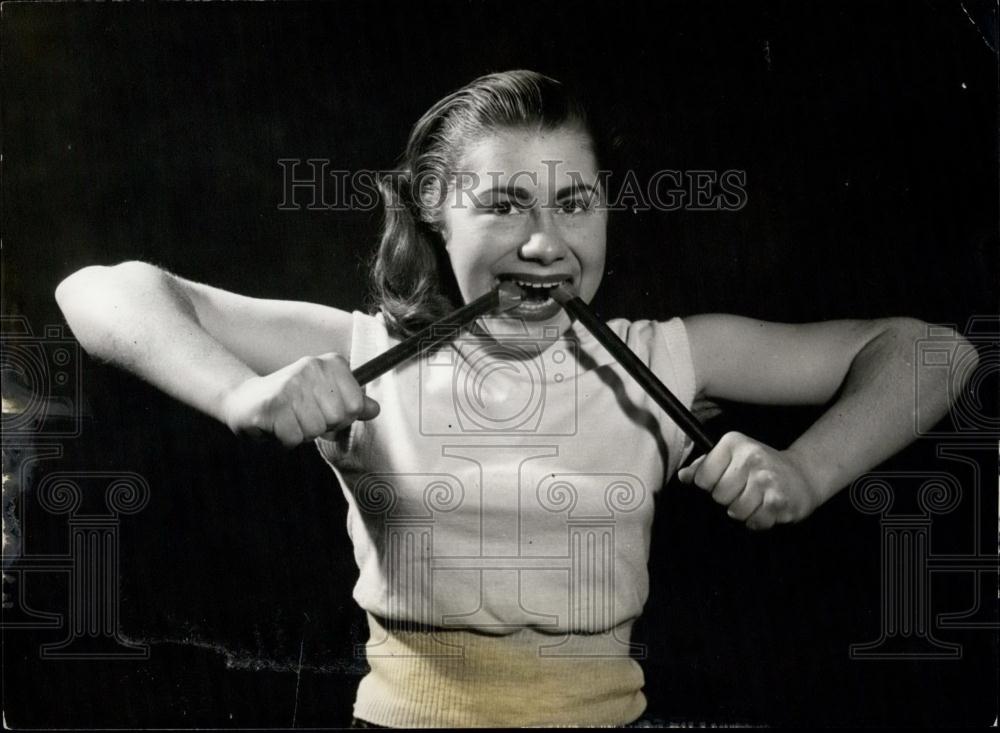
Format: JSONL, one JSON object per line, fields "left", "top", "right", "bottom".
{"left": 578, "top": 226, "right": 607, "bottom": 267}
{"left": 445, "top": 231, "right": 496, "bottom": 283}
{"left": 446, "top": 247, "right": 482, "bottom": 288}
{"left": 577, "top": 227, "right": 607, "bottom": 298}
{"left": 587, "top": 231, "right": 606, "bottom": 262}
{"left": 449, "top": 221, "right": 523, "bottom": 262}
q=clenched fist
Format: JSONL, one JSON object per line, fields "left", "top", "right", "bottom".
{"left": 677, "top": 431, "right": 821, "bottom": 530}
{"left": 220, "top": 353, "right": 380, "bottom": 448}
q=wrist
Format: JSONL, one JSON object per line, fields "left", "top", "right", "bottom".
{"left": 782, "top": 441, "right": 836, "bottom": 510}
{"left": 214, "top": 373, "right": 253, "bottom": 431}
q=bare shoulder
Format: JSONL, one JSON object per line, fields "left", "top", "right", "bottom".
{"left": 178, "top": 274, "right": 357, "bottom": 376}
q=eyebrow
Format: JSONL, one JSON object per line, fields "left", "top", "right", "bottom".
{"left": 478, "top": 183, "right": 600, "bottom": 200}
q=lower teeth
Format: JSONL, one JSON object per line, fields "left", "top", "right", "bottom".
{"left": 522, "top": 292, "right": 551, "bottom": 304}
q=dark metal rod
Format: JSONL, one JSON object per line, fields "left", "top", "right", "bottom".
{"left": 551, "top": 283, "right": 716, "bottom": 455}
{"left": 352, "top": 282, "right": 523, "bottom": 386}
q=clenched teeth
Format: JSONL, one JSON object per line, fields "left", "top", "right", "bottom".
{"left": 515, "top": 280, "right": 565, "bottom": 289}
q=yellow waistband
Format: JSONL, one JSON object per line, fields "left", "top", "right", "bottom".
{"left": 353, "top": 613, "right": 646, "bottom": 728}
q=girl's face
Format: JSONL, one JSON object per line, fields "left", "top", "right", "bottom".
{"left": 439, "top": 125, "right": 607, "bottom": 339}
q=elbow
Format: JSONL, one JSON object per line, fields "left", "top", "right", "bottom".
{"left": 54, "top": 266, "right": 111, "bottom": 354}
{"left": 864, "top": 315, "right": 980, "bottom": 386}
{"left": 949, "top": 329, "right": 980, "bottom": 394}
{"left": 911, "top": 320, "right": 980, "bottom": 420}
{"left": 893, "top": 317, "right": 980, "bottom": 386}
{"left": 54, "top": 261, "right": 157, "bottom": 354}
{"left": 860, "top": 318, "right": 981, "bottom": 435}
{"left": 55, "top": 261, "right": 153, "bottom": 308}
{"left": 55, "top": 265, "right": 109, "bottom": 314}
{"left": 884, "top": 316, "right": 929, "bottom": 343}
{"left": 854, "top": 317, "right": 927, "bottom": 367}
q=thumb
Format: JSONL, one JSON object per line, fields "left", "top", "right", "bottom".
{"left": 677, "top": 455, "right": 705, "bottom": 484}
{"left": 358, "top": 395, "right": 381, "bottom": 421}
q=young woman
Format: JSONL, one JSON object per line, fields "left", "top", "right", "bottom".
{"left": 54, "top": 70, "right": 971, "bottom": 727}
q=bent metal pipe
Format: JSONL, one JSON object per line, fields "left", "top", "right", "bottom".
{"left": 551, "top": 282, "right": 716, "bottom": 456}
{"left": 351, "top": 281, "right": 523, "bottom": 386}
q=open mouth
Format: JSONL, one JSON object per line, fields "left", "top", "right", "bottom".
{"left": 495, "top": 275, "right": 572, "bottom": 305}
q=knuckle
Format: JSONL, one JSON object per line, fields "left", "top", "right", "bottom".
{"left": 296, "top": 357, "right": 328, "bottom": 382}
{"left": 763, "top": 492, "right": 787, "bottom": 511}
{"left": 754, "top": 469, "right": 777, "bottom": 487}
{"left": 719, "top": 431, "right": 743, "bottom": 448}
{"left": 341, "top": 390, "right": 364, "bottom": 415}
{"left": 328, "top": 406, "right": 347, "bottom": 425}
{"left": 328, "top": 411, "right": 355, "bottom": 432}
{"left": 744, "top": 445, "right": 765, "bottom": 464}
{"left": 274, "top": 388, "right": 298, "bottom": 412}
{"left": 300, "top": 417, "right": 325, "bottom": 439}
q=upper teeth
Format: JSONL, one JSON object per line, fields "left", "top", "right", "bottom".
{"left": 512, "top": 279, "right": 565, "bottom": 289}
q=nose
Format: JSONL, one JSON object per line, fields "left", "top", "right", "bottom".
{"left": 518, "top": 212, "right": 568, "bottom": 265}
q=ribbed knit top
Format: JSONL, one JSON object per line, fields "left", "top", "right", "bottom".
{"left": 315, "top": 311, "right": 697, "bottom": 726}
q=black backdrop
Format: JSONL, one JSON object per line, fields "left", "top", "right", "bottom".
{"left": 3, "top": 1, "right": 997, "bottom": 727}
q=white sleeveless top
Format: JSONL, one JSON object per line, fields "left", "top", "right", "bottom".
{"left": 316, "top": 311, "right": 698, "bottom": 726}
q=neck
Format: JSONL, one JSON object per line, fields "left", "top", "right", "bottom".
{"left": 469, "top": 313, "right": 575, "bottom": 350}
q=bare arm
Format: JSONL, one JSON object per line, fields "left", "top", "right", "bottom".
{"left": 54, "top": 261, "right": 364, "bottom": 440}
{"left": 677, "top": 314, "right": 977, "bottom": 528}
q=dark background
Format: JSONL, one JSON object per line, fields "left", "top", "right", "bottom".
{"left": 3, "top": 0, "right": 997, "bottom": 727}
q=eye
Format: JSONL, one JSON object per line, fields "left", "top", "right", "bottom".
{"left": 557, "top": 198, "right": 591, "bottom": 215}
{"left": 484, "top": 197, "right": 532, "bottom": 215}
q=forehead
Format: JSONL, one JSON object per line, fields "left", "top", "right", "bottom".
{"left": 458, "top": 127, "right": 598, "bottom": 185}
